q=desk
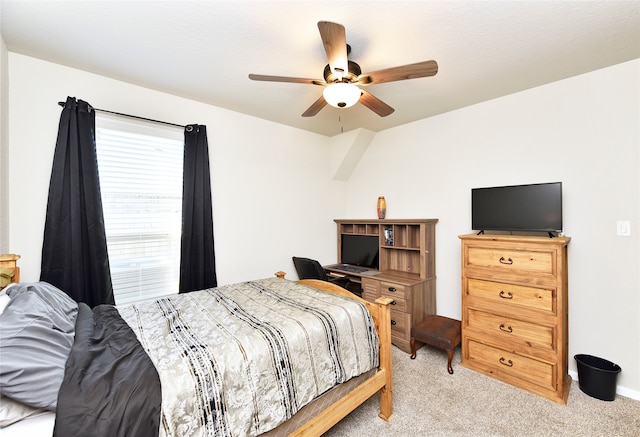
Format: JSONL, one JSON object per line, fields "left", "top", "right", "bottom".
{"left": 362, "top": 271, "right": 435, "bottom": 353}
{"left": 324, "top": 264, "right": 379, "bottom": 282}
{"left": 331, "top": 219, "right": 438, "bottom": 353}
{"left": 325, "top": 264, "right": 435, "bottom": 354}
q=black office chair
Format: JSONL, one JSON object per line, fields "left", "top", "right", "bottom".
{"left": 292, "top": 256, "right": 351, "bottom": 290}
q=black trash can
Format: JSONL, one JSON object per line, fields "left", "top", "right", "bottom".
{"left": 575, "top": 354, "right": 621, "bottom": 401}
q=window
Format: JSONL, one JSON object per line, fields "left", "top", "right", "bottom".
{"left": 95, "top": 113, "right": 184, "bottom": 305}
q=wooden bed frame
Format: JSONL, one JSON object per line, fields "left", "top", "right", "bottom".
{"left": 2, "top": 268, "right": 392, "bottom": 436}
{"left": 274, "top": 272, "right": 394, "bottom": 435}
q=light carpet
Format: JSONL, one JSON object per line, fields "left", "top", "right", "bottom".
{"left": 325, "top": 345, "right": 640, "bottom": 436}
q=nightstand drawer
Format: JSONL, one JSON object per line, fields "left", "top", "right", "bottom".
{"left": 467, "top": 278, "right": 555, "bottom": 314}
{"left": 467, "top": 308, "right": 555, "bottom": 352}
{"left": 467, "top": 339, "right": 555, "bottom": 391}
{"left": 466, "top": 246, "right": 555, "bottom": 276}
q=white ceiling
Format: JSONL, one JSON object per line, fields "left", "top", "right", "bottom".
{"left": 1, "top": 1, "right": 639, "bottom": 136}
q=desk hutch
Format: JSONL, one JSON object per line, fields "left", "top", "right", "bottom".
{"left": 327, "top": 219, "right": 438, "bottom": 353}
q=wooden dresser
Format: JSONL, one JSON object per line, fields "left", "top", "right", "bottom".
{"left": 458, "top": 234, "right": 570, "bottom": 404}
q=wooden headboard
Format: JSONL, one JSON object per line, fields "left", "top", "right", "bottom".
{"left": 0, "top": 254, "right": 21, "bottom": 288}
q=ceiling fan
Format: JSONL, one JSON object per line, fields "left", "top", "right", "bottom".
{"left": 248, "top": 21, "right": 438, "bottom": 117}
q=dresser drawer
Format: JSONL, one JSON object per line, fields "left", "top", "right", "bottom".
{"left": 466, "top": 246, "right": 555, "bottom": 276}
{"left": 363, "top": 279, "right": 408, "bottom": 308}
{"left": 382, "top": 281, "right": 410, "bottom": 314}
{"left": 466, "top": 308, "right": 555, "bottom": 352}
{"left": 387, "top": 296, "right": 407, "bottom": 313}
{"left": 467, "top": 339, "right": 555, "bottom": 391}
{"left": 380, "top": 282, "right": 406, "bottom": 299}
{"left": 467, "top": 278, "right": 555, "bottom": 314}
{"left": 390, "top": 309, "right": 410, "bottom": 340}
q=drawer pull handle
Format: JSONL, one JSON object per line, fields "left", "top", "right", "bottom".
{"left": 388, "top": 287, "right": 397, "bottom": 292}
{"left": 499, "top": 324, "right": 513, "bottom": 333}
{"left": 391, "top": 320, "right": 397, "bottom": 325}
{"left": 499, "top": 257, "right": 513, "bottom": 265}
{"left": 499, "top": 357, "right": 514, "bottom": 367}
{"left": 499, "top": 290, "right": 513, "bottom": 299}
{"left": 390, "top": 300, "right": 397, "bottom": 305}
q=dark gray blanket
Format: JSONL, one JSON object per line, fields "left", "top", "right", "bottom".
{"left": 53, "top": 303, "right": 161, "bottom": 437}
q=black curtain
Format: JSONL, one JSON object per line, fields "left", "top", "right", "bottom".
{"left": 40, "top": 97, "right": 114, "bottom": 306}
{"left": 180, "top": 125, "right": 217, "bottom": 292}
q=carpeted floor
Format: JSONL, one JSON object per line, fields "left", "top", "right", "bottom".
{"left": 325, "top": 345, "right": 640, "bottom": 436}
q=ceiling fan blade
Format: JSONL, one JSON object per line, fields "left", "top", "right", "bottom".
{"left": 317, "top": 21, "right": 348, "bottom": 79}
{"left": 359, "top": 90, "right": 395, "bottom": 117}
{"left": 249, "top": 74, "right": 324, "bottom": 85}
{"left": 356, "top": 60, "right": 438, "bottom": 85}
{"left": 301, "top": 95, "right": 328, "bottom": 117}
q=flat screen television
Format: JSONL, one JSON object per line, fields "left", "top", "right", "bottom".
{"left": 341, "top": 234, "right": 379, "bottom": 269}
{"left": 471, "top": 182, "right": 563, "bottom": 233}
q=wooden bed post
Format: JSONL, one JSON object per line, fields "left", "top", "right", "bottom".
{"left": 375, "top": 296, "right": 393, "bottom": 421}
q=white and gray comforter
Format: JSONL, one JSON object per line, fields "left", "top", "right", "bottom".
{"left": 117, "top": 277, "right": 379, "bottom": 437}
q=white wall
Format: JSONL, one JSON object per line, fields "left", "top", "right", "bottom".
{"left": 0, "top": 35, "right": 9, "bottom": 252}
{"left": 6, "top": 52, "right": 639, "bottom": 397}
{"left": 6, "top": 53, "right": 345, "bottom": 286}
{"left": 344, "top": 59, "right": 640, "bottom": 397}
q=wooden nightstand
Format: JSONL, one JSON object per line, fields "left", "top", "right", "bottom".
{"left": 0, "top": 254, "right": 21, "bottom": 288}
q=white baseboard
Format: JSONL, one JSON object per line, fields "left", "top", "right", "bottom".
{"left": 569, "top": 369, "right": 640, "bottom": 401}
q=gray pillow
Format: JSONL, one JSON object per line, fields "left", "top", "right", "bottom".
{"left": 0, "top": 282, "right": 78, "bottom": 410}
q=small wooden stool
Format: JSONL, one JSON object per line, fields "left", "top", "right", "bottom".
{"left": 410, "top": 315, "right": 461, "bottom": 374}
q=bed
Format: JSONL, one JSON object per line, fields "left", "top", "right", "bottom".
{"left": 0, "top": 272, "right": 393, "bottom": 436}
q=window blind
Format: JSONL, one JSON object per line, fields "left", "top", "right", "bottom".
{"left": 95, "top": 113, "right": 184, "bottom": 305}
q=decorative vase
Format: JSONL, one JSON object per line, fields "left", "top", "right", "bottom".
{"left": 377, "top": 196, "right": 386, "bottom": 219}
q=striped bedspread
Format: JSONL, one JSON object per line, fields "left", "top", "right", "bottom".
{"left": 117, "top": 277, "right": 379, "bottom": 437}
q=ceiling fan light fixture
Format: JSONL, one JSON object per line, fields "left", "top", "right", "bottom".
{"left": 323, "top": 82, "right": 361, "bottom": 108}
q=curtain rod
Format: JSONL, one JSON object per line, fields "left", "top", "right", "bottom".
{"left": 58, "top": 101, "right": 185, "bottom": 128}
